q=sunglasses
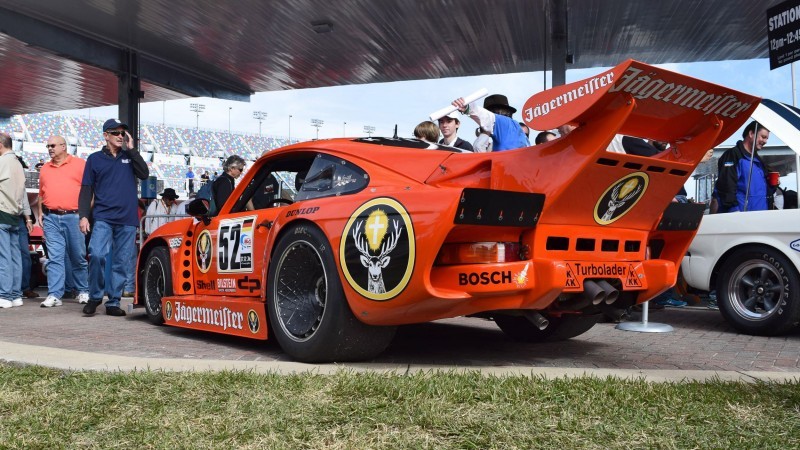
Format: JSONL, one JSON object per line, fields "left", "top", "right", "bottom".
{"left": 106, "top": 130, "right": 126, "bottom": 136}
{"left": 45, "top": 143, "right": 63, "bottom": 149}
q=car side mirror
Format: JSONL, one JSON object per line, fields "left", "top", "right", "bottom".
{"left": 186, "top": 198, "right": 211, "bottom": 225}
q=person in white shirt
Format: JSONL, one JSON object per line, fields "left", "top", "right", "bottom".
{"left": 472, "top": 127, "right": 493, "bottom": 152}
{"left": 144, "top": 188, "right": 179, "bottom": 235}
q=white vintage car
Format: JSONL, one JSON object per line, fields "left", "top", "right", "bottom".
{"left": 682, "top": 99, "right": 800, "bottom": 336}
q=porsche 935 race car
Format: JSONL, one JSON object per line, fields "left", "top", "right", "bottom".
{"left": 136, "top": 60, "right": 758, "bottom": 362}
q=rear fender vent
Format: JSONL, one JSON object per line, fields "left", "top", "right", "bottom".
{"left": 546, "top": 236, "right": 569, "bottom": 250}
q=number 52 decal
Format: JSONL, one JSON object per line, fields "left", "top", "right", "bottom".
{"left": 217, "top": 216, "right": 256, "bottom": 273}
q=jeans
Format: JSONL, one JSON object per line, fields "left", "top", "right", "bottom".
{"left": 0, "top": 223, "right": 21, "bottom": 301}
{"left": 88, "top": 220, "right": 135, "bottom": 307}
{"left": 42, "top": 213, "right": 88, "bottom": 299}
{"left": 17, "top": 216, "right": 31, "bottom": 292}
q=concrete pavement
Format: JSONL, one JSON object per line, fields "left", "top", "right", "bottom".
{"left": 1, "top": 290, "right": 799, "bottom": 382}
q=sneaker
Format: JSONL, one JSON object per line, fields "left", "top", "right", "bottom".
{"left": 77, "top": 292, "right": 89, "bottom": 304}
{"left": 22, "top": 290, "right": 39, "bottom": 299}
{"left": 40, "top": 295, "right": 63, "bottom": 308}
{"left": 0, "top": 299, "right": 11, "bottom": 309}
{"left": 11, "top": 298, "right": 23, "bottom": 307}
{"left": 654, "top": 298, "right": 687, "bottom": 308}
{"left": 122, "top": 291, "right": 135, "bottom": 298}
{"left": 707, "top": 299, "right": 719, "bottom": 310}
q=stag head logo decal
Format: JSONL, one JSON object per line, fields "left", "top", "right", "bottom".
{"left": 196, "top": 230, "right": 212, "bottom": 273}
{"left": 594, "top": 172, "right": 649, "bottom": 225}
{"left": 341, "top": 198, "right": 416, "bottom": 301}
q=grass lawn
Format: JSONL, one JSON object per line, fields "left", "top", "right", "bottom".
{"left": 1, "top": 363, "right": 799, "bottom": 449}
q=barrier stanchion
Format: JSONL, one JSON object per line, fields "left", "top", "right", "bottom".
{"left": 615, "top": 301, "right": 674, "bottom": 333}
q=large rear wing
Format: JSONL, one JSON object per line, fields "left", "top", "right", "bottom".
{"left": 429, "top": 60, "right": 761, "bottom": 231}
{"left": 522, "top": 59, "right": 760, "bottom": 153}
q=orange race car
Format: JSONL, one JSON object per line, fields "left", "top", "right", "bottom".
{"left": 136, "top": 60, "right": 759, "bottom": 362}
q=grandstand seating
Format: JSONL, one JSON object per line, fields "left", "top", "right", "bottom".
{"left": 8, "top": 112, "right": 299, "bottom": 195}
{"left": 177, "top": 128, "right": 224, "bottom": 157}
{"left": 214, "top": 131, "right": 252, "bottom": 158}
{"left": 142, "top": 124, "right": 184, "bottom": 155}
{"left": 24, "top": 113, "right": 72, "bottom": 143}
{"left": 69, "top": 116, "right": 105, "bottom": 148}
{"left": 0, "top": 117, "right": 22, "bottom": 136}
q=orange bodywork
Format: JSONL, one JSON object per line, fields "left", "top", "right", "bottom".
{"left": 137, "top": 60, "right": 758, "bottom": 339}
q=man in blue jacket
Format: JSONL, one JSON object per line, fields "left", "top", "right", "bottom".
{"left": 713, "top": 121, "right": 772, "bottom": 213}
{"left": 78, "top": 119, "right": 149, "bottom": 316}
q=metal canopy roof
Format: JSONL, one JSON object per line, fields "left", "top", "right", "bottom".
{"left": 0, "top": 0, "right": 784, "bottom": 117}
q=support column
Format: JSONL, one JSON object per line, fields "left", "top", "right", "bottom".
{"left": 549, "top": 0, "right": 568, "bottom": 87}
{"left": 118, "top": 49, "right": 143, "bottom": 147}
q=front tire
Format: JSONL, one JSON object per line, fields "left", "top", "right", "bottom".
{"left": 717, "top": 246, "right": 800, "bottom": 335}
{"left": 494, "top": 312, "right": 600, "bottom": 342}
{"left": 142, "top": 246, "right": 172, "bottom": 325}
{"left": 267, "top": 224, "right": 396, "bottom": 362}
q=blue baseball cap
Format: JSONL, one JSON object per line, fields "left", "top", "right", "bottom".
{"left": 102, "top": 118, "right": 129, "bottom": 132}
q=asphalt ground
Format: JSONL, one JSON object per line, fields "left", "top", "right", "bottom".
{"left": 1, "top": 288, "right": 799, "bottom": 382}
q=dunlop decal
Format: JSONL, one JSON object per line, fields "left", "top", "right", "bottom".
{"left": 195, "top": 230, "right": 213, "bottom": 273}
{"left": 594, "top": 172, "right": 649, "bottom": 225}
{"left": 340, "top": 198, "right": 415, "bottom": 301}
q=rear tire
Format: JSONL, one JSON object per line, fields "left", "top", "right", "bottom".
{"left": 142, "top": 246, "right": 171, "bottom": 325}
{"left": 267, "top": 224, "right": 396, "bottom": 362}
{"left": 716, "top": 246, "right": 800, "bottom": 335}
{"left": 494, "top": 312, "right": 600, "bottom": 342}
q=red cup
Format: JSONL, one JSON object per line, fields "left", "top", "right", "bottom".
{"left": 768, "top": 171, "right": 780, "bottom": 187}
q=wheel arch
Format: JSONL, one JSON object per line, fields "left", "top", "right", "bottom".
{"left": 136, "top": 238, "right": 170, "bottom": 306}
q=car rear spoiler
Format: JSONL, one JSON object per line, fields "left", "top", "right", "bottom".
{"left": 429, "top": 60, "right": 761, "bottom": 230}
{"left": 522, "top": 59, "right": 760, "bottom": 151}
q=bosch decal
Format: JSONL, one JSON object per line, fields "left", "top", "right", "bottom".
{"left": 195, "top": 230, "right": 212, "bottom": 273}
{"left": 594, "top": 172, "right": 649, "bottom": 225}
{"left": 459, "top": 271, "right": 512, "bottom": 286}
{"left": 217, "top": 215, "right": 256, "bottom": 273}
{"left": 340, "top": 198, "right": 415, "bottom": 301}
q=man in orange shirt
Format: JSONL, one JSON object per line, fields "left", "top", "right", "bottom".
{"left": 37, "top": 135, "right": 89, "bottom": 307}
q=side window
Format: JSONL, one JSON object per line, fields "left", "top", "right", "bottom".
{"left": 295, "top": 154, "right": 368, "bottom": 201}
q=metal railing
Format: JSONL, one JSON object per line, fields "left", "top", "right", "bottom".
{"left": 138, "top": 213, "right": 191, "bottom": 249}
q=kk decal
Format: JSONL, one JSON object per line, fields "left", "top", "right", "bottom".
{"left": 340, "top": 198, "right": 415, "bottom": 301}
{"left": 594, "top": 172, "right": 649, "bottom": 225}
{"left": 196, "top": 230, "right": 212, "bottom": 273}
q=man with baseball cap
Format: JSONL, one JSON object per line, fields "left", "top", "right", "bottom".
{"left": 78, "top": 118, "right": 149, "bottom": 316}
{"left": 451, "top": 94, "right": 530, "bottom": 151}
{"left": 436, "top": 111, "right": 473, "bottom": 151}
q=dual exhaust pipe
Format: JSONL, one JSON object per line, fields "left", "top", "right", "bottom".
{"left": 582, "top": 280, "right": 619, "bottom": 305}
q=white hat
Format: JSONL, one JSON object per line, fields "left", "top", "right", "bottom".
{"left": 443, "top": 111, "right": 460, "bottom": 120}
